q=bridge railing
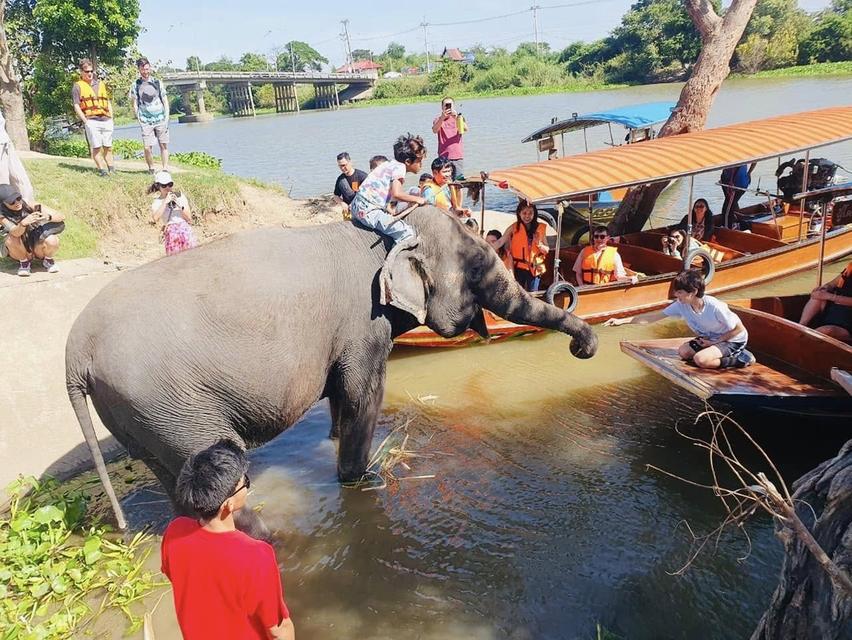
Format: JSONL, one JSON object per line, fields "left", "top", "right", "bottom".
{"left": 162, "top": 71, "right": 375, "bottom": 83}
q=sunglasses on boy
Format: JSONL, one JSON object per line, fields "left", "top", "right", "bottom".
{"left": 229, "top": 474, "right": 251, "bottom": 497}
{"left": 593, "top": 233, "right": 608, "bottom": 239}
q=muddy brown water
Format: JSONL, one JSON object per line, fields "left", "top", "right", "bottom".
{"left": 106, "top": 77, "right": 852, "bottom": 639}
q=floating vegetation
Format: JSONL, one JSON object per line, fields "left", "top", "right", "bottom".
{"left": 0, "top": 475, "right": 166, "bottom": 639}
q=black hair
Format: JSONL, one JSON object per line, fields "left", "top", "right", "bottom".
{"left": 79, "top": 58, "right": 93, "bottom": 70}
{"left": 486, "top": 229, "right": 502, "bottom": 240}
{"left": 692, "top": 198, "right": 712, "bottom": 217}
{"left": 593, "top": 224, "right": 609, "bottom": 236}
{"left": 514, "top": 200, "right": 539, "bottom": 234}
{"left": 369, "top": 155, "right": 388, "bottom": 170}
{"left": 419, "top": 172, "right": 431, "bottom": 183}
{"left": 672, "top": 269, "right": 705, "bottom": 298}
{"left": 336, "top": 151, "right": 350, "bottom": 162}
{"left": 176, "top": 439, "right": 249, "bottom": 520}
{"left": 431, "top": 156, "right": 450, "bottom": 172}
{"left": 393, "top": 133, "right": 426, "bottom": 164}
{"left": 136, "top": 56, "right": 150, "bottom": 68}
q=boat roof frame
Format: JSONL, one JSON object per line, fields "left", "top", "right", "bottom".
{"left": 521, "top": 101, "right": 677, "bottom": 143}
{"left": 484, "top": 106, "right": 852, "bottom": 205}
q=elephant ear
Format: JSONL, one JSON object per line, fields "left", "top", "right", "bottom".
{"left": 381, "top": 251, "right": 433, "bottom": 324}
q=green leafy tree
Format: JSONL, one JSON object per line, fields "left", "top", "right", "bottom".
{"left": 0, "top": 0, "right": 30, "bottom": 147}
{"left": 514, "top": 41, "right": 551, "bottom": 58}
{"left": 238, "top": 51, "right": 268, "bottom": 71}
{"left": 735, "top": 0, "right": 810, "bottom": 70}
{"left": 277, "top": 41, "right": 328, "bottom": 72}
{"left": 798, "top": 1, "right": 852, "bottom": 63}
{"left": 384, "top": 42, "right": 405, "bottom": 59}
{"left": 23, "top": 0, "right": 139, "bottom": 118}
{"left": 185, "top": 55, "right": 201, "bottom": 72}
{"left": 34, "top": 0, "right": 139, "bottom": 69}
{"left": 204, "top": 56, "right": 237, "bottom": 71}
{"left": 351, "top": 48, "right": 372, "bottom": 61}
{"left": 606, "top": 0, "right": 703, "bottom": 82}
{"left": 426, "top": 60, "right": 462, "bottom": 94}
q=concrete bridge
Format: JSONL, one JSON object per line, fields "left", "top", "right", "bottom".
{"left": 161, "top": 70, "right": 377, "bottom": 122}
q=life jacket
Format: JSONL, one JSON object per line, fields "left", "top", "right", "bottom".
{"left": 75, "top": 79, "right": 110, "bottom": 118}
{"left": 510, "top": 222, "right": 547, "bottom": 277}
{"left": 580, "top": 245, "right": 619, "bottom": 284}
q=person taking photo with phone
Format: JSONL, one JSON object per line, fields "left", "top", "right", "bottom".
{"left": 148, "top": 170, "right": 196, "bottom": 255}
{"left": 431, "top": 96, "right": 468, "bottom": 179}
{"left": 0, "top": 184, "right": 65, "bottom": 276}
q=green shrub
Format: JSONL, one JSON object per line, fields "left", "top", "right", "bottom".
{"left": 373, "top": 76, "right": 429, "bottom": 99}
{"left": 470, "top": 64, "right": 519, "bottom": 92}
{"left": 44, "top": 136, "right": 89, "bottom": 158}
{"left": 172, "top": 151, "right": 222, "bottom": 169}
{"left": 26, "top": 114, "right": 48, "bottom": 151}
{"left": 112, "top": 138, "right": 143, "bottom": 160}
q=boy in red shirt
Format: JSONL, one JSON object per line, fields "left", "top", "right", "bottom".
{"left": 161, "top": 439, "right": 295, "bottom": 640}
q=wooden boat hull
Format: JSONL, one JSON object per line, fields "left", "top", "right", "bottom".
{"left": 618, "top": 296, "right": 852, "bottom": 416}
{"left": 394, "top": 225, "right": 852, "bottom": 348}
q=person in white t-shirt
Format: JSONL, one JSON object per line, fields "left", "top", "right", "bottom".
{"left": 605, "top": 268, "right": 756, "bottom": 369}
{"left": 0, "top": 108, "right": 34, "bottom": 202}
{"left": 149, "top": 170, "right": 196, "bottom": 255}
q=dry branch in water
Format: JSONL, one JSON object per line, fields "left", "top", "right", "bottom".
{"left": 649, "top": 409, "right": 852, "bottom": 595}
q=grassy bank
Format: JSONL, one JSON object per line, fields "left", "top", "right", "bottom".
{"left": 21, "top": 157, "right": 248, "bottom": 260}
{"left": 738, "top": 60, "right": 852, "bottom": 79}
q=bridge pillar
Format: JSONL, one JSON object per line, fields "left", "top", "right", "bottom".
{"left": 177, "top": 81, "right": 213, "bottom": 123}
{"left": 273, "top": 82, "right": 299, "bottom": 113}
{"left": 313, "top": 83, "right": 340, "bottom": 111}
{"left": 228, "top": 82, "right": 256, "bottom": 118}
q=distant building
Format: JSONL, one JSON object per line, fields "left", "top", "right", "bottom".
{"left": 441, "top": 47, "right": 476, "bottom": 64}
{"left": 336, "top": 60, "right": 382, "bottom": 78}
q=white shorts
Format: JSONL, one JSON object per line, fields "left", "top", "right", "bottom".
{"left": 141, "top": 121, "right": 169, "bottom": 147}
{"left": 84, "top": 118, "right": 114, "bottom": 149}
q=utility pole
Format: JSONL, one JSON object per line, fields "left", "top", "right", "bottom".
{"left": 531, "top": 5, "right": 541, "bottom": 56}
{"left": 341, "top": 19, "right": 354, "bottom": 72}
{"left": 421, "top": 20, "right": 430, "bottom": 73}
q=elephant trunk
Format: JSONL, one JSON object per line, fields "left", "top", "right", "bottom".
{"left": 483, "top": 261, "right": 598, "bottom": 359}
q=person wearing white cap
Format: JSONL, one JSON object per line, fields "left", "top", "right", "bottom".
{"left": 148, "top": 170, "right": 196, "bottom": 255}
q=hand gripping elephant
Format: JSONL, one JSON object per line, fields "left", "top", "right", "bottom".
{"left": 66, "top": 206, "right": 597, "bottom": 530}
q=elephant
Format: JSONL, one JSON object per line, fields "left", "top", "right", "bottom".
{"left": 66, "top": 206, "right": 597, "bottom": 530}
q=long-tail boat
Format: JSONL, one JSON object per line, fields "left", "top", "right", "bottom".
{"left": 395, "top": 106, "right": 852, "bottom": 348}
{"left": 618, "top": 293, "right": 852, "bottom": 418}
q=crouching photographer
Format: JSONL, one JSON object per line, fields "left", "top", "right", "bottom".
{"left": 0, "top": 184, "right": 65, "bottom": 277}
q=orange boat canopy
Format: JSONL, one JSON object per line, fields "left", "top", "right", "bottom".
{"left": 486, "top": 106, "right": 852, "bottom": 204}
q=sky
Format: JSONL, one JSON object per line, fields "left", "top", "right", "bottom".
{"left": 138, "top": 0, "right": 833, "bottom": 71}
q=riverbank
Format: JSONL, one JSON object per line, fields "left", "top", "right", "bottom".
{"left": 16, "top": 152, "right": 340, "bottom": 265}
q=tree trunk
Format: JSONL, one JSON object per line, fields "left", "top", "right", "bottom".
{"left": 609, "top": 0, "right": 757, "bottom": 235}
{"left": 751, "top": 440, "right": 852, "bottom": 640}
{"left": 0, "top": 0, "right": 29, "bottom": 150}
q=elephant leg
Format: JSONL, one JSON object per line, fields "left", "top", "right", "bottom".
{"left": 328, "top": 340, "right": 391, "bottom": 482}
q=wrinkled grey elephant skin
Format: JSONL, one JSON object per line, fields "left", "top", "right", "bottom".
{"left": 66, "top": 207, "right": 597, "bottom": 528}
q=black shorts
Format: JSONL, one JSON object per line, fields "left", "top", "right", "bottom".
{"left": 23, "top": 221, "right": 65, "bottom": 252}
{"left": 687, "top": 339, "right": 746, "bottom": 357}
{"left": 820, "top": 303, "right": 852, "bottom": 333}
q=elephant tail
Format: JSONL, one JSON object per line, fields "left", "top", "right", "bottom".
{"left": 66, "top": 366, "right": 128, "bottom": 530}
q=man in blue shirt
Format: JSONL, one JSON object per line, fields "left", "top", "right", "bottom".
{"left": 720, "top": 162, "right": 756, "bottom": 227}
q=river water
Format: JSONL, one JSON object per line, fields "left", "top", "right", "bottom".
{"left": 115, "top": 77, "right": 852, "bottom": 639}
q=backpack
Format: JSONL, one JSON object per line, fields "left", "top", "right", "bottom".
{"left": 134, "top": 77, "right": 164, "bottom": 106}
{"left": 776, "top": 157, "right": 838, "bottom": 201}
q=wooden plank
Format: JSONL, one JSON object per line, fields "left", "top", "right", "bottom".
{"left": 620, "top": 337, "right": 843, "bottom": 400}
{"left": 832, "top": 368, "right": 852, "bottom": 396}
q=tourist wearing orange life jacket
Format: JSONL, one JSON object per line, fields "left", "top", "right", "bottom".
{"left": 72, "top": 58, "right": 115, "bottom": 177}
{"left": 572, "top": 225, "right": 638, "bottom": 286}
{"left": 491, "top": 200, "right": 549, "bottom": 292}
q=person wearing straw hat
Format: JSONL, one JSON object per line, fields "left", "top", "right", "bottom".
{"left": 0, "top": 184, "right": 65, "bottom": 276}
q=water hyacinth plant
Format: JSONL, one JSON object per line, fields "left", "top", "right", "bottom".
{"left": 0, "top": 476, "right": 165, "bottom": 639}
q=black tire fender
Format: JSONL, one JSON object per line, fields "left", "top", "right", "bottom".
{"left": 684, "top": 248, "right": 715, "bottom": 284}
{"left": 545, "top": 281, "right": 579, "bottom": 312}
{"left": 570, "top": 227, "right": 589, "bottom": 246}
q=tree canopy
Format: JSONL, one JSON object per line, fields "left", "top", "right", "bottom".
{"left": 279, "top": 41, "right": 328, "bottom": 72}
